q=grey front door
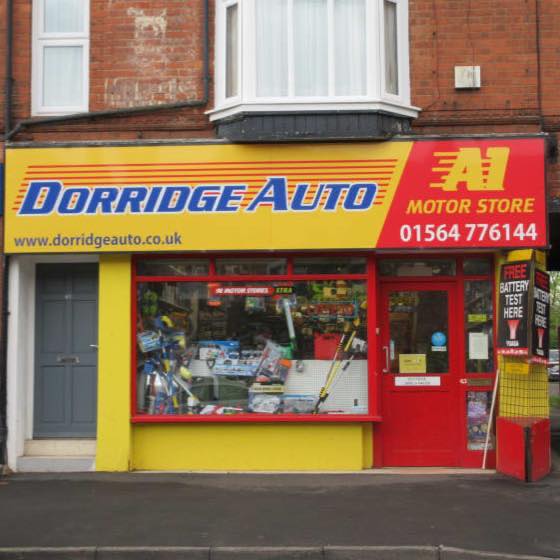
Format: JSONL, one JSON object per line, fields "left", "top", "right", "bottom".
{"left": 34, "top": 264, "right": 98, "bottom": 438}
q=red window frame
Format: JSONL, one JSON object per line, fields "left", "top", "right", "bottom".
{"left": 131, "top": 252, "right": 381, "bottom": 423}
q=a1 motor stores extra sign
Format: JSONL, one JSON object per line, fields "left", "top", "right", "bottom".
{"left": 4, "top": 138, "right": 546, "bottom": 253}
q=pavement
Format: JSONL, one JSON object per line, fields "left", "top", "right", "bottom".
{"left": 1, "top": 387, "right": 559, "bottom": 560}
{"left": 0, "top": 466, "right": 559, "bottom": 560}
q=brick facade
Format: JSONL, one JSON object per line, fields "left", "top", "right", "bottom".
{"left": 0, "top": 0, "right": 558, "bottom": 183}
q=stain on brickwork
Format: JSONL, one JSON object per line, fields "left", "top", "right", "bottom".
{"left": 99, "top": 3, "right": 203, "bottom": 108}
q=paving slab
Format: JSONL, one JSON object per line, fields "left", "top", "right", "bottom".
{"left": 0, "top": 473, "right": 558, "bottom": 558}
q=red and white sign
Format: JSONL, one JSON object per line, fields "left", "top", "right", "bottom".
{"left": 209, "top": 286, "right": 274, "bottom": 296}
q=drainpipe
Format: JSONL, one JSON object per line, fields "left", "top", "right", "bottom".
{"left": 1, "top": 0, "right": 14, "bottom": 469}
{"left": 6, "top": 0, "right": 210, "bottom": 141}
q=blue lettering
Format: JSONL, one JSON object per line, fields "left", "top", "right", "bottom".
{"left": 158, "top": 187, "right": 190, "bottom": 213}
{"left": 19, "top": 181, "right": 62, "bottom": 215}
{"left": 188, "top": 186, "right": 220, "bottom": 212}
{"left": 343, "top": 183, "right": 377, "bottom": 210}
{"left": 144, "top": 186, "right": 164, "bottom": 213}
{"left": 290, "top": 184, "right": 324, "bottom": 211}
{"left": 59, "top": 188, "right": 89, "bottom": 214}
{"left": 323, "top": 184, "right": 350, "bottom": 211}
{"left": 246, "top": 177, "right": 288, "bottom": 212}
{"left": 85, "top": 187, "right": 118, "bottom": 214}
{"left": 115, "top": 187, "right": 148, "bottom": 213}
{"left": 216, "top": 185, "right": 246, "bottom": 212}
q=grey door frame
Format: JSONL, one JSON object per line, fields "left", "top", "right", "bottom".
{"left": 33, "top": 263, "right": 99, "bottom": 438}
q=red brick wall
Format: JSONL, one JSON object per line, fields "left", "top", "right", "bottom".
{"left": 410, "top": 0, "right": 540, "bottom": 133}
{"left": 9, "top": 0, "right": 215, "bottom": 142}
{"left": 3, "top": 0, "right": 559, "bottom": 199}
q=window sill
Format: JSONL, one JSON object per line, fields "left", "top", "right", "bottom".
{"left": 209, "top": 102, "right": 419, "bottom": 142}
{"left": 132, "top": 414, "right": 382, "bottom": 424}
{"left": 208, "top": 99, "right": 420, "bottom": 122}
{"left": 31, "top": 108, "right": 89, "bottom": 118}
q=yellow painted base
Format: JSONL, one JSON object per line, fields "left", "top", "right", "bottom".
{"left": 132, "top": 423, "right": 373, "bottom": 471}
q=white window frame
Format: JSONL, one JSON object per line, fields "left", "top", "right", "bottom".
{"left": 210, "top": 0, "right": 419, "bottom": 121}
{"left": 32, "top": 0, "right": 90, "bottom": 116}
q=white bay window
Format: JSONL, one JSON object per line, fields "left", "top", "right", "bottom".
{"left": 32, "top": 0, "right": 89, "bottom": 115}
{"left": 211, "top": 0, "right": 417, "bottom": 121}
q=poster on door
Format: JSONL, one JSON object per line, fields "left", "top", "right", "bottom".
{"left": 497, "top": 261, "right": 531, "bottom": 356}
{"left": 531, "top": 269, "right": 550, "bottom": 364}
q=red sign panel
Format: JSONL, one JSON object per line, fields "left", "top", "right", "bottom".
{"left": 377, "top": 139, "right": 546, "bottom": 249}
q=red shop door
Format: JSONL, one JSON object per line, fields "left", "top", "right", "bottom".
{"left": 379, "top": 282, "right": 460, "bottom": 466}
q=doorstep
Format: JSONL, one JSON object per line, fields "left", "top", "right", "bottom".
{"left": 24, "top": 439, "right": 96, "bottom": 457}
{"left": 16, "top": 456, "right": 95, "bottom": 473}
{"left": 17, "top": 439, "right": 97, "bottom": 472}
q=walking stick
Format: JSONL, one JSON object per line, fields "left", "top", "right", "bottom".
{"left": 482, "top": 366, "right": 500, "bottom": 469}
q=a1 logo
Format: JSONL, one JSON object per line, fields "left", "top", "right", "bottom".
{"left": 429, "top": 147, "right": 510, "bottom": 192}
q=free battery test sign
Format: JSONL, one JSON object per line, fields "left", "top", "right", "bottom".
{"left": 498, "top": 262, "right": 531, "bottom": 356}
{"left": 497, "top": 261, "right": 550, "bottom": 363}
{"left": 531, "top": 269, "right": 550, "bottom": 363}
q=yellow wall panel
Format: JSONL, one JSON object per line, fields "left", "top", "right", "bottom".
{"left": 96, "top": 254, "right": 133, "bottom": 471}
{"left": 132, "top": 423, "right": 367, "bottom": 471}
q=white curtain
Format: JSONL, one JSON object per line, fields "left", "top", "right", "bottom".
{"left": 43, "top": 45, "right": 83, "bottom": 107}
{"left": 334, "top": 0, "right": 366, "bottom": 96}
{"left": 44, "top": 0, "right": 84, "bottom": 33}
{"left": 294, "top": 0, "right": 328, "bottom": 96}
{"left": 226, "top": 3, "right": 239, "bottom": 97}
{"left": 256, "top": 0, "right": 288, "bottom": 97}
{"left": 384, "top": 0, "right": 399, "bottom": 95}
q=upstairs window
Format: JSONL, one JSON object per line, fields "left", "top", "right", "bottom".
{"left": 211, "top": 0, "right": 416, "bottom": 121}
{"left": 32, "top": 0, "right": 90, "bottom": 115}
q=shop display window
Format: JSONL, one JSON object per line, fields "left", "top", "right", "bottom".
{"left": 137, "top": 259, "right": 210, "bottom": 277}
{"left": 215, "top": 258, "right": 287, "bottom": 275}
{"left": 134, "top": 257, "right": 369, "bottom": 419}
{"left": 466, "top": 391, "right": 494, "bottom": 450}
{"left": 378, "top": 259, "right": 456, "bottom": 277}
{"left": 464, "top": 279, "right": 494, "bottom": 374}
{"left": 463, "top": 258, "right": 492, "bottom": 276}
{"left": 293, "top": 257, "right": 367, "bottom": 275}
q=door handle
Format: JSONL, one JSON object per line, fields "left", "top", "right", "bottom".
{"left": 382, "top": 346, "right": 390, "bottom": 373}
{"left": 89, "top": 344, "right": 98, "bottom": 349}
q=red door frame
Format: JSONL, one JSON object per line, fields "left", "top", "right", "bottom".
{"left": 373, "top": 255, "right": 497, "bottom": 468}
{"left": 377, "top": 280, "right": 461, "bottom": 466}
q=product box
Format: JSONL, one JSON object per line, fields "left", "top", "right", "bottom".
{"left": 283, "top": 395, "right": 317, "bottom": 414}
{"left": 137, "top": 331, "right": 162, "bottom": 353}
{"left": 198, "top": 340, "right": 239, "bottom": 360}
{"left": 248, "top": 383, "right": 284, "bottom": 414}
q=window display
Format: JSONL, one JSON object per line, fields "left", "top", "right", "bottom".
{"left": 135, "top": 258, "right": 369, "bottom": 418}
{"left": 466, "top": 391, "right": 494, "bottom": 450}
{"left": 464, "top": 278, "right": 494, "bottom": 373}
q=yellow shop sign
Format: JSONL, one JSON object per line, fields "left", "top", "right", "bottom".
{"left": 4, "top": 138, "right": 546, "bottom": 253}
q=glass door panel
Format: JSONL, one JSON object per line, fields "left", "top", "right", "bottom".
{"left": 388, "top": 290, "right": 449, "bottom": 374}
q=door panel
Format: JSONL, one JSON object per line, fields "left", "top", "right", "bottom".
{"left": 34, "top": 264, "right": 99, "bottom": 438}
{"left": 380, "top": 282, "right": 459, "bottom": 466}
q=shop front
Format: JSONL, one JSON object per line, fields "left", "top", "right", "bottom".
{"left": 3, "top": 137, "right": 547, "bottom": 471}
